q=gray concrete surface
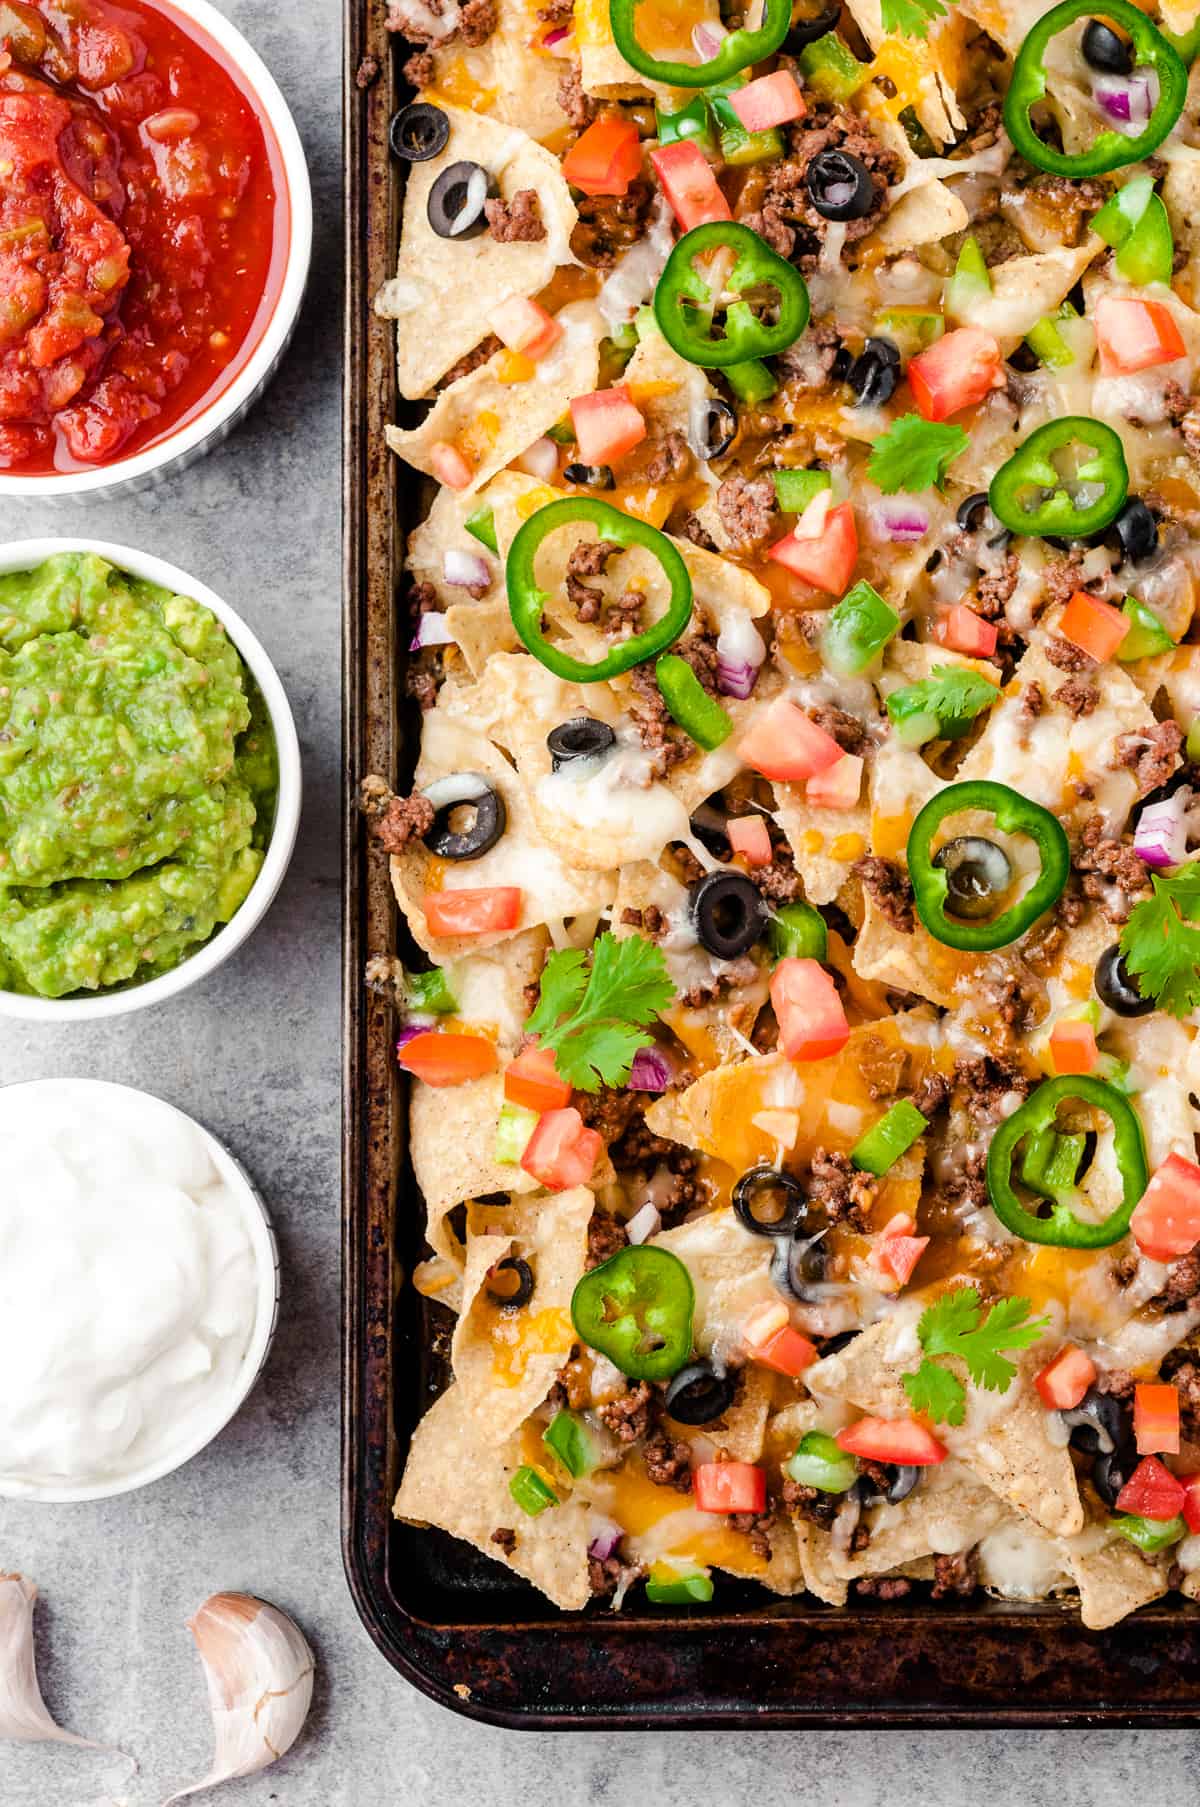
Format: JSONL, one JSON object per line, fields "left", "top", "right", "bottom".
{"left": 3, "top": 4, "right": 1195, "bottom": 1802}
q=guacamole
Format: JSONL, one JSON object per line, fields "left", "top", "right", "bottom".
{"left": 0, "top": 554, "right": 278, "bottom": 998}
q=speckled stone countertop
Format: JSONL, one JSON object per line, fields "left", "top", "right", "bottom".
{"left": 3, "top": 4, "right": 1196, "bottom": 1802}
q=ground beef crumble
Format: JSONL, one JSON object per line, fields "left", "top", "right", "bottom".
{"left": 387, "top": 0, "right": 496, "bottom": 46}
{"left": 934, "top": 1148, "right": 989, "bottom": 1218}
{"left": 749, "top": 843, "right": 805, "bottom": 904}
{"left": 808, "top": 702, "right": 866, "bottom": 754}
{"left": 1045, "top": 633, "right": 1095, "bottom": 674}
{"left": 1113, "top": 722, "right": 1183, "bottom": 797}
{"left": 491, "top": 1527, "right": 517, "bottom": 1554}
{"left": 565, "top": 537, "right": 621, "bottom": 622}
{"left": 439, "top": 334, "right": 501, "bottom": 388}
{"left": 952, "top": 1052, "right": 1033, "bottom": 1122}
{"left": 806, "top": 1146, "right": 878, "bottom": 1232}
{"left": 557, "top": 61, "right": 596, "bottom": 129}
{"left": 1043, "top": 554, "right": 1093, "bottom": 612}
{"left": 679, "top": 512, "right": 717, "bottom": 551}
{"left": 782, "top": 1478, "right": 840, "bottom": 1527}
{"left": 1163, "top": 1350, "right": 1200, "bottom": 1438}
{"left": 975, "top": 551, "right": 1020, "bottom": 617}
{"left": 931, "top": 1549, "right": 979, "bottom": 1600}
{"left": 854, "top": 1575, "right": 912, "bottom": 1600}
{"left": 644, "top": 1429, "right": 693, "bottom": 1491}
{"left": 570, "top": 178, "right": 653, "bottom": 269}
{"left": 628, "top": 663, "right": 692, "bottom": 774}
{"left": 643, "top": 429, "right": 691, "bottom": 485}
{"left": 1148, "top": 1254, "right": 1200, "bottom": 1313}
{"left": 737, "top": 101, "right": 901, "bottom": 269}
{"left": 358, "top": 775, "right": 434, "bottom": 852}
{"left": 857, "top": 1032, "right": 909, "bottom": 1100}
{"left": 716, "top": 474, "right": 776, "bottom": 551}
{"left": 728, "top": 1509, "right": 775, "bottom": 1560}
{"left": 679, "top": 954, "right": 759, "bottom": 1011}
{"left": 485, "top": 189, "right": 545, "bottom": 242}
{"left": 1074, "top": 815, "right": 1152, "bottom": 922}
{"left": 589, "top": 1553, "right": 644, "bottom": 1598}
{"left": 586, "top": 1209, "right": 629, "bottom": 1270}
{"left": 853, "top": 855, "right": 914, "bottom": 933}
{"left": 1053, "top": 675, "right": 1099, "bottom": 718}
{"left": 597, "top": 1380, "right": 652, "bottom": 1442}
{"left": 402, "top": 47, "right": 435, "bottom": 85}
{"left": 620, "top": 903, "right": 668, "bottom": 939}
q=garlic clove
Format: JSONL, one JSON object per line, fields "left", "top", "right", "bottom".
{"left": 0, "top": 1571, "right": 97, "bottom": 1747}
{"left": 163, "top": 1592, "right": 315, "bottom": 1804}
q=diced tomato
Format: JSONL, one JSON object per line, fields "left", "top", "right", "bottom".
{"left": 487, "top": 295, "right": 562, "bottom": 361}
{"left": 693, "top": 1461, "right": 767, "bottom": 1514}
{"left": 520, "top": 1106, "right": 604, "bottom": 1188}
{"left": 872, "top": 1213, "right": 930, "bottom": 1292}
{"left": 728, "top": 815, "right": 772, "bottom": 866}
{"left": 423, "top": 886, "right": 523, "bottom": 936}
{"left": 770, "top": 957, "right": 850, "bottom": 1064}
{"left": 649, "top": 139, "right": 731, "bottom": 230}
{"left": 908, "top": 327, "right": 1004, "bottom": 422}
{"left": 429, "top": 441, "right": 474, "bottom": 490}
{"left": 728, "top": 71, "right": 806, "bottom": 132}
{"left": 805, "top": 751, "right": 863, "bottom": 810}
{"left": 1131, "top": 1151, "right": 1200, "bottom": 1261}
{"left": 933, "top": 605, "right": 997, "bottom": 659}
{"left": 1095, "top": 296, "right": 1187, "bottom": 377}
{"left": 1179, "top": 1472, "right": 1200, "bottom": 1535}
{"left": 836, "top": 1416, "right": 947, "bottom": 1466}
{"left": 561, "top": 117, "right": 643, "bottom": 196}
{"left": 1034, "top": 1345, "right": 1097, "bottom": 1411}
{"left": 1135, "top": 1382, "right": 1181, "bottom": 1456}
{"left": 570, "top": 383, "right": 647, "bottom": 465}
{"left": 738, "top": 696, "right": 843, "bottom": 782}
{"left": 767, "top": 499, "right": 858, "bottom": 595}
{"left": 1058, "top": 589, "right": 1130, "bottom": 663}
{"left": 398, "top": 1030, "right": 497, "bottom": 1087}
{"left": 1115, "top": 1454, "right": 1185, "bottom": 1521}
{"left": 504, "top": 1045, "right": 572, "bottom": 1112}
{"left": 1048, "top": 1017, "right": 1098, "bottom": 1077}
{"left": 753, "top": 1325, "right": 819, "bottom": 1377}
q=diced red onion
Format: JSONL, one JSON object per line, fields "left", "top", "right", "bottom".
{"left": 626, "top": 1201, "right": 662, "bottom": 1245}
{"left": 692, "top": 19, "right": 725, "bottom": 57}
{"left": 396, "top": 1025, "right": 425, "bottom": 1055}
{"left": 1134, "top": 792, "right": 1189, "bottom": 869}
{"left": 716, "top": 610, "right": 765, "bottom": 696}
{"left": 717, "top": 658, "right": 758, "bottom": 698}
{"left": 443, "top": 546, "right": 491, "bottom": 590}
{"left": 588, "top": 1517, "right": 624, "bottom": 1561}
{"left": 517, "top": 436, "right": 559, "bottom": 481}
{"left": 629, "top": 1046, "right": 673, "bottom": 1092}
{"left": 869, "top": 496, "right": 929, "bottom": 543}
{"left": 1095, "top": 71, "right": 1155, "bottom": 132}
{"left": 410, "top": 610, "right": 455, "bottom": 651}
{"left": 541, "top": 23, "right": 570, "bottom": 46}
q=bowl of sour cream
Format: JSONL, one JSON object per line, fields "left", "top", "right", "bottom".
{"left": 0, "top": 1078, "right": 280, "bottom": 1502}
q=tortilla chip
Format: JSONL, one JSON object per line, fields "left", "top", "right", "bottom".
{"left": 377, "top": 105, "right": 579, "bottom": 399}
{"left": 773, "top": 783, "right": 871, "bottom": 907}
{"left": 832, "top": 1459, "right": 1007, "bottom": 1580}
{"left": 387, "top": 300, "right": 604, "bottom": 491}
{"left": 411, "top": 1071, "right": 539, "bottom": 1262}
{"left": 651, "top": 1208, "right": 776, "bottom": 1357}
{"left": 947, "top": 244, "right": 1103, "bottom": 352}
{"left": 869, "top": 178, "right": 968, "bottom": 255}
{"left": 574, "top": 0, "right": 722, "bottom": 98}
{"left": 407, "top": 481, "right": 506, "bottom": 618}
{"left": 420, "top": 0, "right": 568, "bottom": 140}
{"left": 446, "top": 929, "right": 549, "bottom": 1052}
{"left": 1066, "top": 1527, "right": 1170, "bottom": 1630}
{"left": 843, "top": 0, "right": 968, "bottom": 143}
{"left": 452, "top": 1185, "right": 593, "bottom": 1437}
{"left": 394, "top": 1385, "right": 593, "bottom": 1608}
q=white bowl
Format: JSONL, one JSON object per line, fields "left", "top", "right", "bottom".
{"left": 0, "top": 1078, "right": 281, "bottom": 1504}
{"left": 0, "top": 538, "right": 302, "bottom": 1020}
{"left": 0, "top": 0, "right": 312, "bottom": 500}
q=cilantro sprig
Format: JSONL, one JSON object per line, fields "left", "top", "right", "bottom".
{"left": 901, "top": 1286, "right": 1050, "bottom": 1427}
{"left": 524, "top": 931, "right": 674, "bottom": 1093}
{"left": 886, "top": 666, "right": 1000, "bottom": 743}
{"left": 868, "top": 415, "right": 969, "bottom": 494}
{"left": 1119, "top": 865, "right": 1200, "bottom": 1020}
{"left": 881, "top": 0, "right": 956, "bottom": 39}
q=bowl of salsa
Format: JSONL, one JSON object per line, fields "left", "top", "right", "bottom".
{"left": 0, "top": 537, "right": 302, "bottom": 1018}
{"left": 0, "top": 0, "right": 311, "bottom": 493}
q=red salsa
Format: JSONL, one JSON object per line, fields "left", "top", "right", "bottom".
{"left": 0, "top": 0, "right": 289, "bottom": 474}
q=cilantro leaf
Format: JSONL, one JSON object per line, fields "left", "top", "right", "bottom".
{"left": 903, "top": 1358, "right": 967, "bottom": 1427}
{"left": 867, "top": 414, "right": 969, "bottom": 494}
{"left": 524, "top": 932, "right": 675, "bottom": 1093}
{"left": 900, "top": 1286, "right": 1050, "bottom": 1425}
{"left": 881, "top": 0, "right": 950, "bottom": 37}
{"left": 886, "top": 666, "right": 999, "bottom": 742}
{"left": 1119, "top": 865, "right": 1200, "bottom": 1019}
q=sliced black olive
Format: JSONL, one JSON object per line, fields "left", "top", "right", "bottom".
{"left": 390, "top": 101, "right": 450, "bottom": 162}
{"left": 818, "top": 1328, "right": 857, "bottom": 1356}
{"left": 1092, "top": 1445, "right": 1137, "bottom": 1509}
{"left": 733, "top": 1165, "right": 808, "bottom": 1237}
{"left": 784, "top": 0, "right": 841, "bottom": 48}
{"left": 564, "top": 462, "right": 615, "bottom": 490}
{"left": 427, "top": 160, "right": 494, "bottom": 239}
{"left": 806, "top": 148, "right": 875, "bottom": 223}
{"left": 857, "top": 1463, "right": 922, "bottom": 1507}
{"left": 957, "top": 492, "right": 991, "bottom": 533}
{"left": 485, "top": 1256, "right": 534, "bottom": 1309}
{"left": 689, "top": 870, "right": 767, "bottom": 958}
{"left": 1095, "top": 943, "right": 1154, "bottom": 1017}
{"left": 694, "top": 398, "right": 737, "bottom": 461}
{"left": 547, "top": 717, "right": 616, "bottom": 770}
{"left": 689, "top": 800, "right": 732, "bottom": 859}
{"left": 1082, "top": 17, "right": 1134, "bottom": 74}
{"left": 772, "top": 1229, "right": 828, "bottom": 1302}
{"left": 847, "top": 337, "right": 900, "bottom": 409}
{"left": 1060, "top": 1385, "right": 1129, "bottom": 1457}
{"left": 665, "top": 1360, "right": 737, "bottom": 1425}
{"left": 422, "top": 773, "right": 506, "bottom": 860}
{"left": 1109, "top": 496, "right": 1159, "bottom": 567}
{"left": 932, "top": 836, "right": 1012, "bottom": 921}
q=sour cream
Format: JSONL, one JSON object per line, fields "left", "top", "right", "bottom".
{"left": 0, "top": 1079, "right": 277, "bottom": 1500}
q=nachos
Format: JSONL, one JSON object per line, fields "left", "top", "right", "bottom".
{"left": 370, "top": 0, "right": 1200, "bottom": 1624}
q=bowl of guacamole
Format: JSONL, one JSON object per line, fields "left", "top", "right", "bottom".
{"left": 0, "top": 542, "right": 301, "bottom": 1017}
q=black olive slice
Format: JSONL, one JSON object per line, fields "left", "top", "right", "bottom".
{"left": 1094, "top": 943, "right": 1154, "bottom": 1017}
{"left": 847, "top": 336, "right": 900, "bottom": 408}
{"left": 427, "top": 160, "right": 494, "bottom": 239}
{"left": 694, "top": 398, "right": 737, "bottom": 461}
{"left": 932, "top": 835, "right": 1012, "bottom": 920}
{"left": 486, "top": 1256, "right": 535, "bottom": 1309}
{"left": 956, "top": 492, "right": 990, "bottom": 533}
{"left": 856, "top": 1463, "right": 922, "bottom": 1506}
{"left": 563, "top": 462, "right": 616, "bottom": 489}
{"left": 805, "top": 148, "right": 875, "bottom": 222}
{"left": 1082, "top": 17, "right": 1134, "bottom": 74}
{"left": 547, "top": 717, "right": 617, "bottom": 770}
{"left": 390, "top": 101, "right": 450, "bottom": 162}
{"left": 689, "top": 801, "right": 732, "bottom": 859}
{"left": 784, "top": 0, "right": 841, "bottom": 48}
{"left": 772, "top": 1229, "right": 829, "bottom": 1301}
{"left": 1109, "top": 496, "right": 1158, "bottom": 567}
{"left": 665, "top": 1360, "right": 737, "bottom": 1425}
{"left": 422, "top": 772, "right": 506, "bottom": 860}
{"left": 689, "top": 870, "right": 767, "bottom": 957}
{"left": 1060, "top": 1385, "right": 1129, "bottom": 1456}
{"left": 733, "top": 1165, "right": 808, "bottom": 1237}
{"left": 1092, "top": 1445, "right": 1136, "bottom": 1508}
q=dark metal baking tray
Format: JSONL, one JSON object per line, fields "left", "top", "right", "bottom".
{"left": 341, "top": 0, "right": 1200, "bottom": 1725}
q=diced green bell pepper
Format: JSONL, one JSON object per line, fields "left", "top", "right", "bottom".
{"left": 797, "top": 31, "right": 865, "bottom": 101}
{"left": 655, "top": 653, "right": 733, "bottom": 750}
{"left": 406, "top": 966, "right": 458, "bottom": 1015}
{"left": 1092, "top": 176, "right": 1175, "bottom": 287}
{"left": 645, "top": 1561, "right": 714, "bottom": 1604}
{"left": 546, "top": 418, "right": 576, "bottom": 445}
{"left": 820, "top": 580, "right": 900, "bottom": 676}
{"left": 851, "top": 1099, "right": 929, "bottom": 1176}
{"left": 465, "top": 506, "right": 499, "bottom": 555}
{"left": 945, "top": 235, "right": 991, "bottom": 320}
{"left": 784, "top": 1430, "right": 858, "bottom": 1494}
{"left": 655, "top": 93, "right": 717, "bottom": 154}
{"left": 509, "top": 1464, "right": 559, "bottom": 1516}
{"left": 543, "top": 1409, "right": 599, "bottom": 1478}
{"left": 724, "top": 359, "right": 777, "bottom": 405}
{"left": 875, "top": 308, "right": 945, "bottom": 359}
{"left": 1019, "top": 1125, "right": 1086, "bottom": 1201}
{"left": 1188, "top": 718, "right": 1200, "bottom": 765}
{"left": 1112, "top": 1512, "right": 1187, "bottom": 1553}
{"left": 1118, "top": 596, "right": 1175, "bottom": 661}
{"left": 772, "top": 468, "right": 831, "bottom": 513}
{"left": 767, "top": 900, "right": 827, "bottom": 963}
{"left": 495, "top": 1102, "right": 538, "bottom": 1164}
{"left": 1024, "top": 300, "right": 1079, "bottom": 370}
